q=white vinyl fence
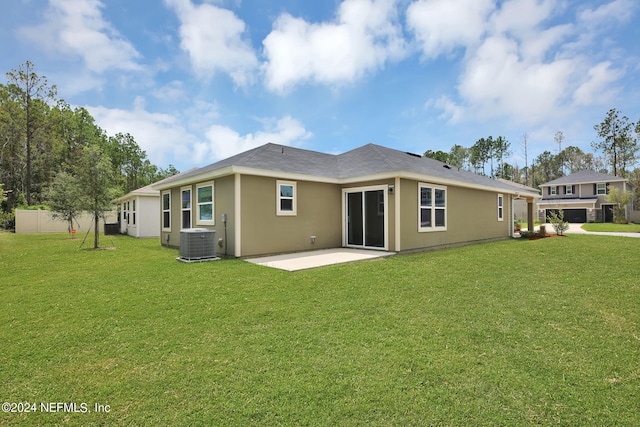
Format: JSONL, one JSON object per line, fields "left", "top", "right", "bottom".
{"left": 15, "top": 210, "right": 117, "bottom": 234}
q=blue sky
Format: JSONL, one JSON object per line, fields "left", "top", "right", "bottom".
{"left": 2, "top": 0, "right": 639, "bottom": 172}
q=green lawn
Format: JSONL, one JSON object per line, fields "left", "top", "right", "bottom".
{"left": 581, "top": 223, "right": 640, "bottom": 233}
{"left": 1, "top": 233, "right": 639, "bottom": 426}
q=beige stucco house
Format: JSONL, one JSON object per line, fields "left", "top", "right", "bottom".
{"left": 153, "top": 143, "right": 538, "bottom": 258}
{"left": 538, "top": 170, "right": 631, "bottom": 223}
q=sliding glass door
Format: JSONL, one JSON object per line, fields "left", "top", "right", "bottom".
{"left": 345, "top": 187, "right": 386, "bottom": 249}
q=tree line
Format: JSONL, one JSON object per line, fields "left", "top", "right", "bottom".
{"left": 0, "top": 61, "right": 179, "bottom": 241}
{"left": 424, "top": 109, "right": 640, "bottom": 194}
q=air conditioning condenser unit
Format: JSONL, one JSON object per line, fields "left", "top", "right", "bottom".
{"left": 179, "top": 228, "right": 216, "bottom": 261}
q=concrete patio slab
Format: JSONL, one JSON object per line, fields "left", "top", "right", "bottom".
{"left": 245, "top": 248, "right": 395, "bottom": 271}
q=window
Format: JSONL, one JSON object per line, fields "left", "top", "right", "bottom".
{"left": 498, "top": 194, "right": 504, "bottom": 221}
{"left": 162, "top": 191, "right": 171, "bottom": 231}
{"left": 596, "top": 183, "right": 607, "bottom": 195}
{"left": 419, "top": 183, "right": 446, "bottom": 231}
{"left": 565, "top": 185, "right": 573, "bottom": 195}
{"left": 196, "top": 182, "right": 215, "bottom": 225}
{"left": 181, "top": 186, "right": 192, "bottom": 229}
{"left": 550, "top": 186, "right": 558, "bottom": 195}
{"left": 277, "top": 180, "right": 297, "bottom": 216}
{"left": 132, "top": 199, "right": 136, "bottom": 225}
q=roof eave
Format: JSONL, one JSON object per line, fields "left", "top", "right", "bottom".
{"left": 113, "top": 190, "right": 159, "bottom": 203}
{"left": 152, "top": 165, "right": 535, "bottom": 196}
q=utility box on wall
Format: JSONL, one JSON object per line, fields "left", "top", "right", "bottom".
{"left": 179, "top": 228, "right": 216, "bottom": 261}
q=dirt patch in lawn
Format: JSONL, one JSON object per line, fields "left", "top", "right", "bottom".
{"left": 528, "top": 234, "right": 567, "bottom": 241}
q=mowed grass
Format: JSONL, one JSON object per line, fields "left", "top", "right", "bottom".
{"left": 581, "top": 222, "right": 640, "bottom": 233}
{"left": 1, "top": 233, "right": 639, "bottom": 426}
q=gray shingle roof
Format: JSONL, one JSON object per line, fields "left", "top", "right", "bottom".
{"left": 541, "top": 170, "right": 627, "bottom": 186}
{"left": 341, "top": 144, "right": 529, "bottom": 193}
{"left": 156, "top": 143, "right": 537, "bottom": 196}
{"left": 167, "top": 144, "right": 340, "bottom": 181}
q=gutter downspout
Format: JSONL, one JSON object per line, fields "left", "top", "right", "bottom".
{"left": 511, "top": 194, "right": 515, "bottom": 237}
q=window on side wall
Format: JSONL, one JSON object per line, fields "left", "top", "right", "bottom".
{"left": 181, "top": 186, "right": 192, "bottom": 229}
{"left": 565, "top": 185, "right": 574, "bottom": 195}
{"left": 162, "top": 191, "right": 171, "bottom": 231}
{"left": 132, "top": 199, "right": 136, "bottom": 225}
{"left": 277, "top": 180, "right": 297, "bottom": 216}
{"left": 550, "top": 186, "right": 558, "bottom": 195}
{"left": 498, "top": 194, "right": 504, "bottom": 221}
{"left": 419, "top": 183, "right": 446, "bottom": 232}
{"left": 196, "top": 182, "right": 215, "bottom": 226}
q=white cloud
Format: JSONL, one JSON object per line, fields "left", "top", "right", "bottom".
{"left": 202, "top": 116, "right": 313, "bottom": 160}
{"left": 573, "top": 61, "right": 624, "bottom": 106}
{"left": 165, "top": 0, "right": 258, "bottom": 86}
{"left": 17, "top": 0, "right": 140, "bottom": 73}
{"left": 406, "top": 0, "right": 494, "bottom": 58}
{"left": 489, "top": 0, "right": 556, "bottom": 36}
{"left": 152, "top": 80, "right": 187, "bottom": 102}
{"left": 414, "top": 0, "right": 629, "bottom": 127}
{"left": 262, "top": 0, "right": 406, "bottom": 93}
{"left": 457, "top": 35, "right": 575, "bottom": 123}
{"left": 426, "top": 95, "right": 465, "bottom": 123}
{"left": 578, "top": 0, "right": 635, "bottom": 27}
{"left": 86, "top": 99, "right": 199, "bottom": 168}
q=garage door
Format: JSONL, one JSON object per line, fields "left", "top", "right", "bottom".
{"left": 546, "top": 209, "right": 586, "bottom": 223}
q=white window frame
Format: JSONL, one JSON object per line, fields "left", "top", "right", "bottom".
{"left": 132, "top": 199, "right": 136, "bottom": 225}
{"left": 277, "top": 180, "right": 297, "bottom": 216}
{"left": 418, "top": 183, "right": 447, "bottom": 232}
{"left": 181, "top": 186, "right": 192, "bottom": 229}
{"left": 596, "top": 183, "right": 607, "bottom": 195}
{"left": 565, "top": 185, "right": 573, "bottom": 195}
{"left": 550, "top": 186, "right": 558, "bottom": 195}
{"left": 162, "top": 190, "right": 171, "bottom": 231}
{"left": 498, "top": 193, "right": 504, "bottom": 221}
{"left": 196, "top": 181, "right": 215, "bottom": 226}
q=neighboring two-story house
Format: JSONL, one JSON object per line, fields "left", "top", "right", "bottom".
{"left": 538, "top": 170, "right": 631, "bottom": 223}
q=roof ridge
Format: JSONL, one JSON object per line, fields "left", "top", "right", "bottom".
{"left": 235, "top": 143, "right": 274, "bottom": 166}
{"left": 368, "top": 143, "right": 402, "bottom": 170}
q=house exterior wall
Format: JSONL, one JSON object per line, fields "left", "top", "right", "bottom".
{"left": 119, "top": 195, "right": 160, "bottom": 238}
{"left": 215, "top": 175, "right": 236, "bottom": 257}
{"left": 161, "top": 186, "right": 180, "bottom": 247}
{"left": 240, "top": 175, "right": 342, "bottom": 257}
{"left": 541, "top": 181, "right": 626, "bottom": 200}
{"left": 160, "top": 174, "right": 518, "bottom": 257}
{"left": 399, "top": 179, "right": 510, "bottom": 252}
{"left": 138, "top": 196, "right": 160, "bottom": 238}
{"left": 161, "top": 175, "right": 236, "bottom": 255}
